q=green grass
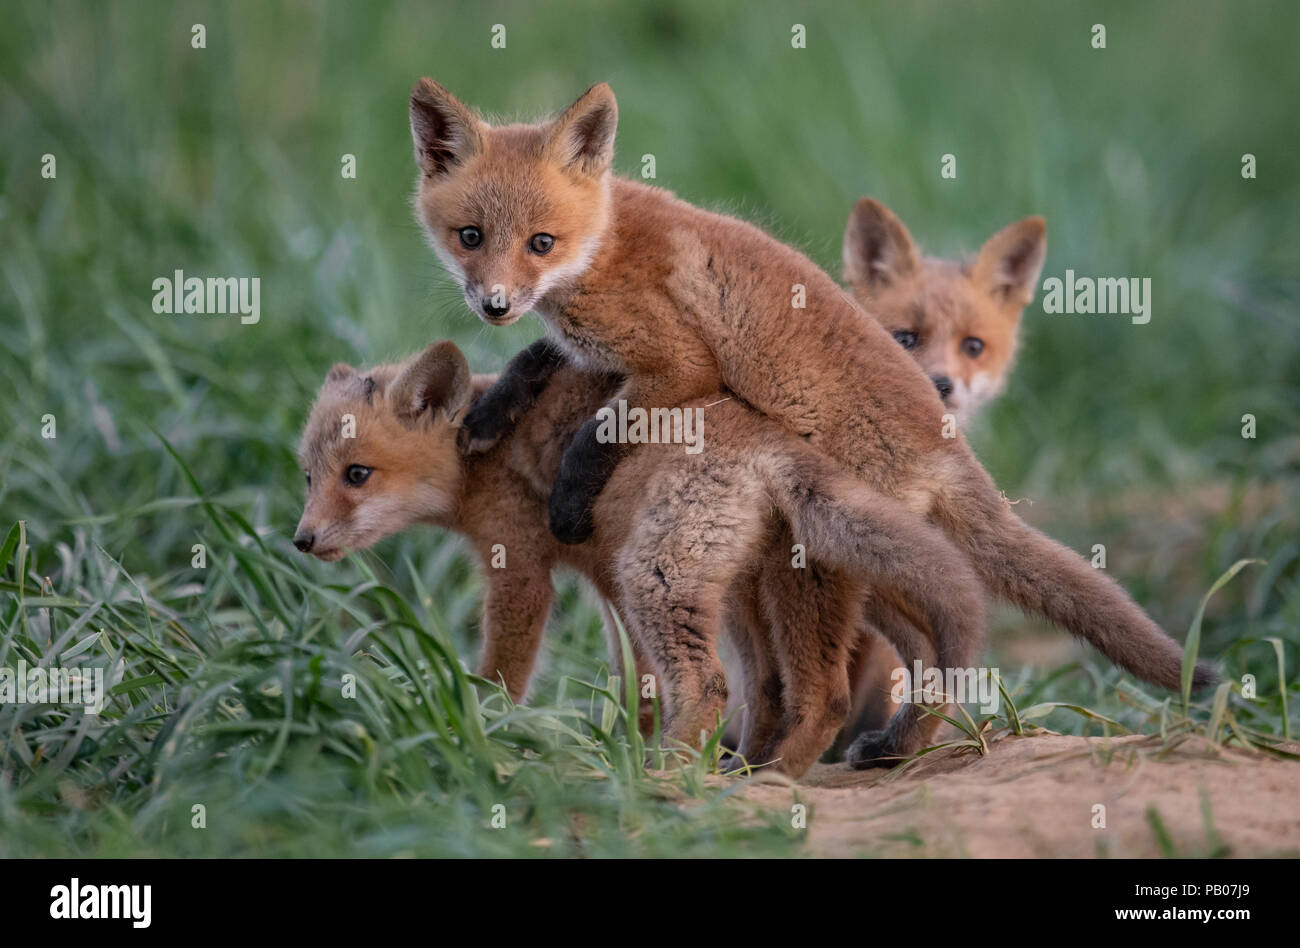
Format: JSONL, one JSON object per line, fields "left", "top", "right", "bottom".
{"left": 2, "top": 0, "right": 1298, "bottom": 856}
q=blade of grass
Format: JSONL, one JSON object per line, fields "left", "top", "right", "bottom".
{"left": 1182, "top": 558, "right": 1263, "bottom": 711}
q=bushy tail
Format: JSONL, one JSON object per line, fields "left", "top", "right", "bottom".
{"left": 755, "top": 450, "right": 985, "bottom": 679}
{"left": 933, "top": 467, "right": 1217, "bottom": 692}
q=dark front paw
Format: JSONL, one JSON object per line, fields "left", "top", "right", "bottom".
{"left": 844, "top": 729, "right": 901, "bottom": 770}
{"left": 549, "top": 413, "right": 619, "bottom": 545}
{"left": 458, "top": 338, "right": 568, "bottom": 455}
{"left": 549, "top": 480, "right": 596, "bottom": 545}
{"left": 458, "top": 396, "right": 510, "bottom": 454}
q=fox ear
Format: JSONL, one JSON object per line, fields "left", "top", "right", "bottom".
{"left": 390, "top": 341, "right": 472, "bottom": 425}
{"left": 971, "top": 216, "right": 1047, "bottom": 307}
{"left": 325, "top": 362, "right": 357, "bottom": 384}
{"left": 842, "top": 198, "right": 919, "bottom": 297}
{"left": 548, "top": 82, "right": 618, "bottom": 176}
{"left": 410, "top": 78, "right": 483, "bottom": 177}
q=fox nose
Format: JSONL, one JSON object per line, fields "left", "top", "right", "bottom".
{"left": 482, "top": 299, "right": 510, "bottom": 318}
{"left": 293, "top": 531, "right": 315, "bottom": 553}
{"left": 932, "top": 376, "right": 953, "bottom": 400}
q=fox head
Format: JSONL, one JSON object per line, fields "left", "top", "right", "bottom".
{"left": 293, "top": 341, "right": 473, "bottom": 561}
{"left": 409, "top": 78, "right": 618, "bottom": 326}
{"left": 843, "top": 198, "right": 1047, "bottom": 421}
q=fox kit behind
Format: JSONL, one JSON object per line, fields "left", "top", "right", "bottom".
{"left": 408, "top": 78, "right": 1216, "bottom": 767}
{"left": 843, "top": 197, "right": 1045, "bottom": 424}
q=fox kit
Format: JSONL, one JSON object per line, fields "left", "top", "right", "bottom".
{"left": 843, "top": 197, "right": 1044, "bottom": 423}
{"left": 408, "top": 79, "right": 1215, "bottom": 765}
{"left": 295, "top": 341, "right": 984, "bottom": 777}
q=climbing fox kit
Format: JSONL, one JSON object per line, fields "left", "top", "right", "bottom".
{"left": 294, "top": 342, "right": 984, "bottom": 776}
{"left": 406, "top": 77, "right": 1215, "bottom": 767}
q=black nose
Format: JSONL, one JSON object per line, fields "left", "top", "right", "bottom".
{"left": 293, "top": 532, "right": 314, "bottom": 553}
{"left": 482, "top": 300, "right": 510, "bottom": 318}
{"left": 932, "top": 376, "right": 953, "bottom": 399}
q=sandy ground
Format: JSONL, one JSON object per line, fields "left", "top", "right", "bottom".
{"left": 731, "top": 732, "right": 1300, "bottom": 857}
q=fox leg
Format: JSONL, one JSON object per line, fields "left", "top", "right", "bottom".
{"left": 615, "top": 469, "right": 766, "bottom": 750}
{"left": 463, "top": 349, "right": 700, "bottom": 546}
{"left": 476, "top": 570, "right": 554, "bottom": 702}
{"left": 721, "top": 573, "right": 785, "bottom": 764}
{"left": 842, "top": 592, "right": 948, "bottom": 767}
{"left": 827, "top": 611, "right": 906, "bottom": 758}
{"left": 745, "top": 554, "right": 858, "bottom": 777}
{"left": 549, "top": 411, "right": 628, "bottom": 544}
{"left": 846, "top": 621, "right": 906, "bottom": 733}
{"left": 617, "top": 556, "right": 731, "bottom": 750}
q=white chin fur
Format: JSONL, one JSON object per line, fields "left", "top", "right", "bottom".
{"left": 949, "top": 371, "right": 1003, "bottom": 424}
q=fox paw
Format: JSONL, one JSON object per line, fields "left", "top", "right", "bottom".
{"left": 548, "top": 484, "right": 596, "bottom": 545}
{"left": 844, "top": 729, "right": 900, "bottom": 770}
{"left": 458, "top": 398, "right": 511, "bottom": 455}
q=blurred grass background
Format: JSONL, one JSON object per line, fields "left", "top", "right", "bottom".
{"left": 1, "top": 0, "right": 1297, "bottom": 856}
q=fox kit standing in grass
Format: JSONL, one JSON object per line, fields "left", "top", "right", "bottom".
{"left": 408, "top": 79, "right": 1214, "bottom": 765}
{"left": 294, "top": 341, "right": 984, "bottom": 776}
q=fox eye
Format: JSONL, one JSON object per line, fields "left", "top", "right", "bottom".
{"left": 961, "top": 336, "right": 985, "bottom": 358}
{"left": 892, "top": 330, "right": 919, "bottom": 350}
{"left": 529, "top": 233, "right": 555, "bottom": 255}
{"left": 344, "top": 464, "right": 372, "bottom": 487}
{"left": 304, "top": 471, "right": 311, "bottom": 487}
{"left": 458, "top": 226, "right": 483, "bottom": 249}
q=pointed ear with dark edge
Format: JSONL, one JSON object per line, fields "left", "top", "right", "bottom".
{"left": 410, "top": 78, "right": 484, "bottom": 177}
{"left": 389, "top": 341, "right": 472, "bottom": 425}
{"left": 971, "top": 216, "right": 1047, "bottom": 307}
{"left": 547, "top": 83, "right": 618, "bottom": 176}
{"left": 842, "top": 197, "right": 920, "bottom": 296}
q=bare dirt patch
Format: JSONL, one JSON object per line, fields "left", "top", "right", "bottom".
{"left": 735, "top": 733, "right": 1300, "bottom": 857}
